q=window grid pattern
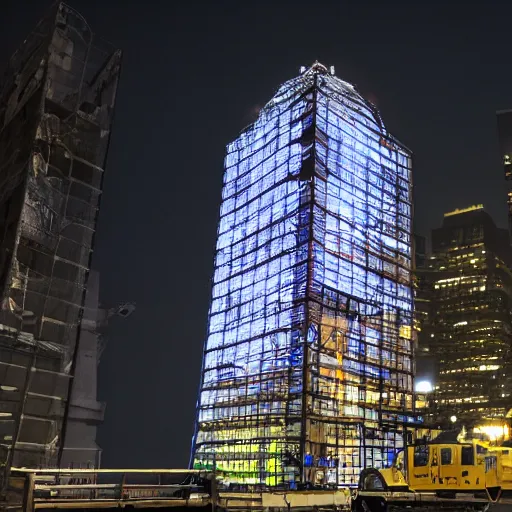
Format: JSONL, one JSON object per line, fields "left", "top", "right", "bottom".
{"left": 192, "top": 66, "right": 415, "bottom": 488}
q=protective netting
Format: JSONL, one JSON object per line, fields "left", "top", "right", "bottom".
{"left": 192, "top": 64, "right": 415, "bottom": 487}
{"left": 0, "top": 3, "right": 120, "bottom": 491}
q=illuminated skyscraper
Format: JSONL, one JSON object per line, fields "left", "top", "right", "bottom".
{"left": 497, "top": 110, "right": 512, "bottom": 237}
{"left": 419, "top": 206, "right": 512, "bottom": 430}
{"left": 192, "top": 63, "right": 415, "bottom": 487}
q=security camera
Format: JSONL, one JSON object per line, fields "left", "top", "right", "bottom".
{"left": 116, "top": 303, "right": 135, "bottom": 318}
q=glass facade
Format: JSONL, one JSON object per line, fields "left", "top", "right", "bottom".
{"left": 192, "top": 63, "right": 414, "bottom": 487}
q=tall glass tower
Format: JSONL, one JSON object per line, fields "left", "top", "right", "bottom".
{"left": 192, "top": 63, "right": 415, "bottom": 487}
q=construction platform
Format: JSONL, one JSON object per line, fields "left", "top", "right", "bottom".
{"left": 5, "top": 468, "right": 352, "bottom": 512}
{"left": 7, "top": 468, "right": 512, "bottom": 512}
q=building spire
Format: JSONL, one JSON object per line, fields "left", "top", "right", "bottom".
{"left": 300, "top": 62, "right": 335, "bottom": 76}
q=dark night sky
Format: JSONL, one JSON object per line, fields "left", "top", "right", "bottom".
{"left": 1, "top": 0, "right": 512, "bottom": 468}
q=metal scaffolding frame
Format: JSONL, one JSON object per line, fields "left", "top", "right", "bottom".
{"left": 0, "top": 2, "right": 121, "bottom": 493}
{"left": 192, "top": 63, "right": 415, "bottom": 487}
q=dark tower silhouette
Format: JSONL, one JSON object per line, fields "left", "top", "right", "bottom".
{"left": 0, "top": 2, "right": 121, "bottom": 492}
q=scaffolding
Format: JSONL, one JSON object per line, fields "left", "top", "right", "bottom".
{"left": 0, "top": 2, "right": 121, "bottom": 493}
{"left": 192, "top": 63, "right": 415, "bottom": 487}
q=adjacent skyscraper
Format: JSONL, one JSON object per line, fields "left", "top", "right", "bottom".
{"left": 417, "top": 206, "right": 512, "bottom": 429}
{"left": 192, "top": 63, "right": 415, "bottom": 487}
{"left": 497, "top": 110, "right": 512, "bottom": 237}
{"left": 0, "top": 3, "right": 121, "bottom": 488}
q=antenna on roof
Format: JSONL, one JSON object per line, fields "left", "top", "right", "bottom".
{"left": 330, "top": 66, "right": 335, "bottom": 75}
{"left": 300, "top": 66, "right": 306, "bottom": 74}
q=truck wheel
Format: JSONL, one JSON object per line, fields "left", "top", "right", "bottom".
{"left": 486, "top": 486, "right": 502, "bottom": 502}
{"left": 352, "top": 495, "right": 387, "bottom": 512}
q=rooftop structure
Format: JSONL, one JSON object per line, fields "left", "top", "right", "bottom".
{"left": 0, "top": 2, "right": 121, "bottom": 491}
{"left": 444, "top": 205, "right": 484, "bottom": 218}
{"left": 191, "top": 63, "right": 415, "bottom": 487}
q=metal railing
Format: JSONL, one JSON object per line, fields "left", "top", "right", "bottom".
{"left": 6, "top": 468, "right": 355, "bottom": 512}
{"left": 7, "top": 468, "right": 212, "bottom": 511}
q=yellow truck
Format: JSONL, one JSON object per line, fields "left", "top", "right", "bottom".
{"left": 353, "top": 437, "right": 512, "bottom": 511}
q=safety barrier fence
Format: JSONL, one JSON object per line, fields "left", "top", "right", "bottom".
{"left": 6, "top": 468, "right": 212, "bottom": 511}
